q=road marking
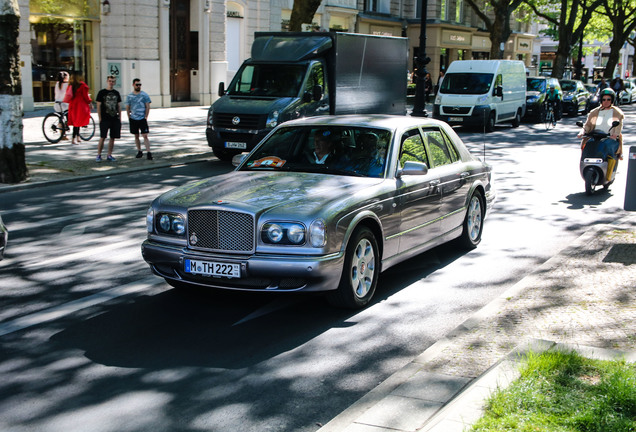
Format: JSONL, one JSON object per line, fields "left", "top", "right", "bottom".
{"left": 22, "top": 238, "right": 142, "bottom": 269}
{"left": 0, "top": 276, "right": 160, "bottom": 337}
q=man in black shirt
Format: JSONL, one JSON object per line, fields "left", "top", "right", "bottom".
{"left": 95, "top": 75, "right": 122, "bottom": 162}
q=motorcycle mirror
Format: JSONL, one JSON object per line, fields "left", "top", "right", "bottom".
{"left": 576, "top": 121, "right": 584, "bottom": 127}
{"left": 612, "top": 120, "right": 620, "bottom": 127}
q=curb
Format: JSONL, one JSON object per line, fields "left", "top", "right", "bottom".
{"left": 0, "top": 156, "right": 213, "bottom": 194}
{"left": 317, "top": 217, "right": 636, "bottom": 432}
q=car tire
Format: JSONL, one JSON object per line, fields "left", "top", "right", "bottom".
{"left": 457, "top": 191, "right": 484, "bottom": 249}
{"left": 485, "top": 112, "right": 496, "bottom": 132}
{"left": 511, "top": 110, "right": 521, "bottom": 128}
{"left": 327, "top": 226, "right": 379, "bottom": 309}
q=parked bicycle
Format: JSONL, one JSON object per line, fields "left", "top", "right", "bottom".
{"left": 42, "top": 103, "right": 96, "bottom": 143}
{"left": 544, "top": 100, "right": 558, "bottom": 130}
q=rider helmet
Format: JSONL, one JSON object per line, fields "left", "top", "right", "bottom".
{"left": 599, "top": 88, "right": 616, "bottom": 104}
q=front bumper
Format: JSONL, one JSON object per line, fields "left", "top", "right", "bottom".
{"left": 432, "top": 104, "right": 492, "bottom": 127}
{"left": 141, "top": 240, "right": 345, "bottom": 292}
{"left": 206, "top": 127, "right": 269, "bottom": 153}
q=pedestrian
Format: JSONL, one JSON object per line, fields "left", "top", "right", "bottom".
{"left": 53, "top": 71, "right": 69, "bottom": 141}
{"left": 434, "top": 70, "right": 445, "bottom": 95}
{"left": 64, "top": 71, "right": 92, "bottom": 145}
{"left": 125, "top": 78, "right": 153, "bottom": 160}
{"left": 95, "top": 75, "right": 121, "bottom": 162}
{"left": 423, "top": 72, "right": 433, "bottom": 104}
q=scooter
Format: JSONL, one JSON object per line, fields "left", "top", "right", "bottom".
{"left": 576, "top": 120, "right": 621, "bottom": 195}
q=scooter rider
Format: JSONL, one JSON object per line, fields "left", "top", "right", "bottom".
{"left": 577, "top": 88, "right": 624, "bottom": 160}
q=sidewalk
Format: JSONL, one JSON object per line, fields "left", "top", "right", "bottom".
{"left": 5, "top": 105, "right": 214, "bottom": 190}
{"left": 318, "top": 217, "right": 636, "bottom": 432}
{"left": 5, "top": 105, "right": 636, "bottom": 432}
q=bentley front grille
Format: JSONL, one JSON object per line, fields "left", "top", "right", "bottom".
{"left": 188, "top": 210, "right": 255, "bottom": 253}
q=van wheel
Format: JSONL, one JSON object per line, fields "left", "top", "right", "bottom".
{"left": 511, "top": 110, "right": 521, "bottom": 128}
{"left": 213, "top": 147, "right": 239, "bottom": 162}
{"left": 485, "top": 113, "right": 496, "bottom": 132}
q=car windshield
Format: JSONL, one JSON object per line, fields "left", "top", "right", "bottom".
{"left": 227, "top": 64, "right": 306, "bottom": 98}
{"left": 440, "top": 73, "right": 494, "bottom": 94}
{"left": 560, "top": 81, "right": 576, "bottom": 91}
{"left": 239, "top": 126, "right": 392, "bottom": 178}
{"left": 527, "top": 78, "right": 546, "bottom": 92}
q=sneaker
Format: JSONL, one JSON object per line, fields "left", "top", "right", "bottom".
{"left": 146, "top": 152, "right": 153, "bottom": 160}
{"left": 135, "top": 151, "right": 143, "bottom": 158}
{"left": 95, "top": 155, "right": 102, "bottom": 162}
{"left": 106, "top": 155, "right": 116, "bottom": 162}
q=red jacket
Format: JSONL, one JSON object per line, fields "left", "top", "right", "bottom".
{"left": 65, "top": 82, "right": 92, "bottom": 127}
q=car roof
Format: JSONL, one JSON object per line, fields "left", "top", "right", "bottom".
{"left": 281, "top": 114, "right": 450, "bottom": 130}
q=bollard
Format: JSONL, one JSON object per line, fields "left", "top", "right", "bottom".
{"left": 625, "top": 146, "right": 636, "bottom": 211}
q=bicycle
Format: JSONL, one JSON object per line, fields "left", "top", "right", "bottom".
{"left": 42, "top": 102, "right": 96, "bottom": 143}
{"left": 544, "top": 100, "right": 557, "bottom": 130}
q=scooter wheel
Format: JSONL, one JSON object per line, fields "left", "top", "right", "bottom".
{"left": 584, "top": 169, "right": 595, "bottom": 195}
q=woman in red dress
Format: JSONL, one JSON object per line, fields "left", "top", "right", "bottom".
{"left": 65, "top": 71, "right": 92, "bottom": 144}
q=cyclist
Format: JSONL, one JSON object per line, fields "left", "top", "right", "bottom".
{"left": 545, "top": 84, "right": 562, "bottom": 120}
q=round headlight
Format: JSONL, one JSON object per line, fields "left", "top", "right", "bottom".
{"left": 159, "top": 214, "right": 171, "bottom": 232}
{"left": 146, "top": 208, "right": 154, "bottom": 233}
{"left": 309, "top": 219, "right": 326, "bottom": 247}
{"left": 267, "top": 224, "right": 284, "bottom": 243}
{"left": 172, "top": 216, "right": 185, "bottom": 235}
{"left": 287, "top": 224, "right": 305, "bottom": 244}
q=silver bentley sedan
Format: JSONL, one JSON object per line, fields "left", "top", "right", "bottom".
{"left": 142, "top": 115, "right": 495, "bottom": 309}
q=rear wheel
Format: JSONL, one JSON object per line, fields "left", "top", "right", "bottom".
{"left": 511, "top": 110, "right": 521, "bottom": 128}
{"left": 485, "top": 112, "right": 496, "bottom": 132}
{"left": 458, "top": 191, "right": 484, "bottom": 249}
{"left": 327, "top": 226, "right": 379, "bottom": 309}
{"left": 42, "top": 113, "right": 64, "bottom": 143}
{"left": 79, "top": 117, "right": 96, "bottom": 141}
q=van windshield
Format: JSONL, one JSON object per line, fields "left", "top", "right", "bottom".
{"left": 440, "top": 73, "right": 494, "bottom": 95}
{"left": 227, "top": 64, "right": 307, "bottom": 98}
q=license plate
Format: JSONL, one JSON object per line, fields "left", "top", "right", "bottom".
{"left": 185, "top": 259, "right": 241, "bottom": 278}
{"left": 225, "top": 141, "right": 247, "bottom": 149}
{"left": 448, "top": 117, "right": 463, "bottom": 122}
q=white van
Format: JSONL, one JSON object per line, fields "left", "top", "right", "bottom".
{"left": 433, "top": 60, "right": 526, "bottom": 132}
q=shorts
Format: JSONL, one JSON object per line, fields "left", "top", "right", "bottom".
{"left": 99, "top": 117, "right": 121, "bottom": 139}
{"left": 129, "top": 118, "right": 149, "bottom": 135}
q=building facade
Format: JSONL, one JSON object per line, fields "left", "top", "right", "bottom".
{"left": 18, "top": 0, "right": 535, "bottom": 112}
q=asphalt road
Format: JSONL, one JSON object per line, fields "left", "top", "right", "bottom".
{"left": 0, "top": 108, "right": 632, "bottom": 431}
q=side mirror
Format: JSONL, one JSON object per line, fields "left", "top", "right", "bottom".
{"left": 232, "top": 153, "right": 248, "bottom": 167}
{"left": 302, "top": 91, "right": 312, "bottom": 103}
{"left": 494, "top": 86, "right": 503, "bottom": 98}
{"left": 312, "top": 85, "right": 323, "bottom": 101}
{"left": 576, "top": 121, "right": 584, "bottom": 127}
{"left": 218, "top": 82, "right": 225, "bottom": 97}
{"left": 396, "top": 160, "right": 429, "bottom": 178}
{"left": 612, "top": 120, "right": 620, "bottom": 127}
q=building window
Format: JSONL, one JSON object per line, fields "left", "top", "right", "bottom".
{"left": 367, "top": 0, "right": 390, "bottom": 14}
{"left": 455, "top": 0, "right": 464, "bottom": 23}
{"left": 440, "top": 0, "right": 449, "bottom": 20}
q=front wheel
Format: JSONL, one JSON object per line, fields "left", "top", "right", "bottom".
{"left": 457, "top": 191, "right": 484, "bottom": 249}
{"left": 42, "top": 113, "right": 64, "bottom": 143}
{"left": 327, "top": 227, "right": 379, "bottom": 309}
{"left": 212, "top": 147, "right": 241, "bottom": 162}
{"left": 485, "top": 112, "right": 496, "bottom": 132}
{"left": 79, "top": 117, "right": 96, "bottom": 141}
{"left": 584, "top": 169, "right": 596, "bottom": 195}
{"left": 544, "top": 107, "right": 554, "bottom": 130}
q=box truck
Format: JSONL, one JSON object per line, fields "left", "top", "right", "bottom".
{"left": 206, "top": 32, "right": 408, "bottom": 160}
{"left": 433, "top": 60, "right": 526, "bottom": 132}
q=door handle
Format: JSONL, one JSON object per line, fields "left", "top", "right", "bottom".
{"left": 430, "top": 179, "right": 440, "bottom": 188}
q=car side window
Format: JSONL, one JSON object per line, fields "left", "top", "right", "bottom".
{"left": 423, "top": 129, "right": 456, "bottom": 167}
{"left": 399, "top": 129, "right": 429, "bottom": 167}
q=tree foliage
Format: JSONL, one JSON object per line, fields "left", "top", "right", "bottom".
{"left": 524, "top": 0, "right": 603, "bottom": 79}
{"left": 465, "top": 0, "right": 526, "bottom": 59}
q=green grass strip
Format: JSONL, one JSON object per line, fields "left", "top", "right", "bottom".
{"left": 471, "top": 349, "right": 636, "bottom": 431}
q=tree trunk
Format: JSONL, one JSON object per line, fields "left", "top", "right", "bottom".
{"left": 289, "top": 0, "right": 323, "bottom": 32}
{"left": 489, "top": 12, "right": 510, "bottom": 59}
{"left": 0, "top": 0, "right": 27, "bottom": 184}
{"left": 551, "top": 41, "right": 572, "bottom": 79}
{"left": 604, "top": 35, "right": 623, "bottom": 79}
